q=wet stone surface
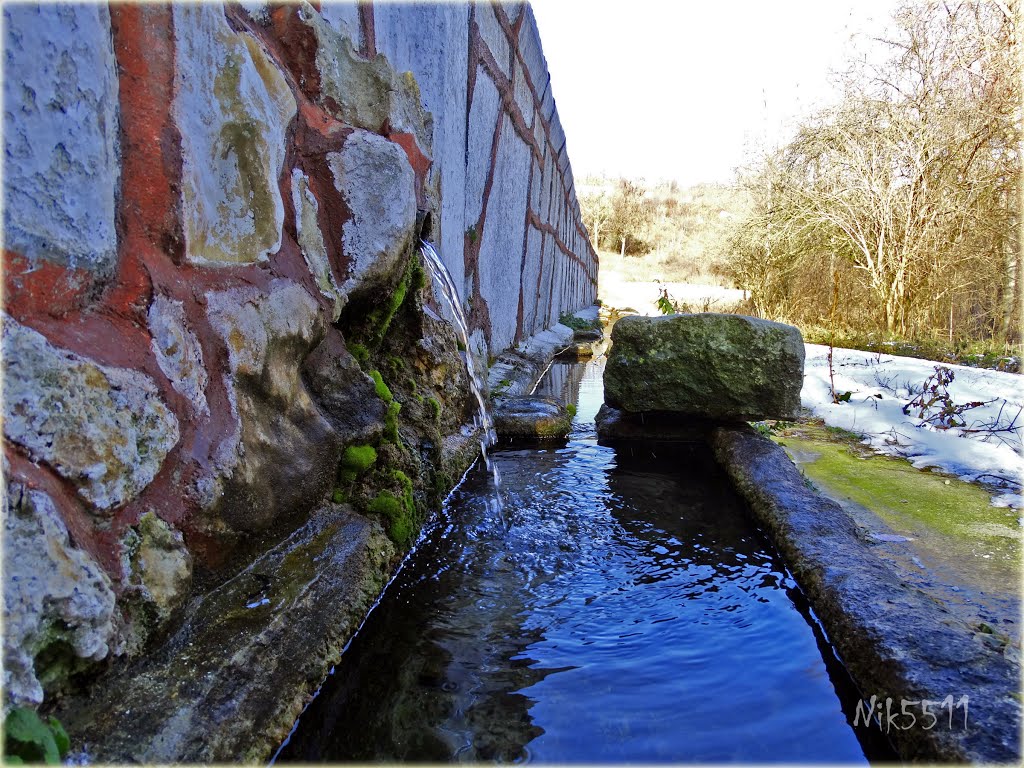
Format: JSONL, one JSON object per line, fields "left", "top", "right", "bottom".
{"left": 492, "top": 394, "right": 572, "bottom": 440}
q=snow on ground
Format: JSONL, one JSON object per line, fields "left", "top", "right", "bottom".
{"left": 801, "top": 344, "right": 1024, "bottom": 508}
{"left": 598, "top": 277, "right": 745, "bottom": 316}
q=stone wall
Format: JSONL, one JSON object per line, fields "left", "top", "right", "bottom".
{"left": 1, "top": 0, "right": 595, "bottom": 737}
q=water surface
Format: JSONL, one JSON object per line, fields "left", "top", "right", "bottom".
{"left": 279, "top": 358, "right": 883, "bottom": 763}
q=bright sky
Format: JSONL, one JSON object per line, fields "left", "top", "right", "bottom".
{"left": 530, "top": 0, "right": 900, "bottom": 187}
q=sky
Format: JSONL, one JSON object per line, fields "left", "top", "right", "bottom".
{"left": 530, "top": 0, "right": 901, "bottom": 187}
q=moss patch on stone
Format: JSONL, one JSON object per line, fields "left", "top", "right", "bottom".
{"left": 349, "top": 343, "right": 369, "bottom": 368}
{"left": 369, "top": 370, "right": 392, "bottom": 403}
{"left": 774, "top": 424, "right": 1021, "bottom": 573}
{"left": 384, "top": 400, "right": 401, "bottom": 443}
{"left": 339, "top": 444, "right": 377, "bottom": 485}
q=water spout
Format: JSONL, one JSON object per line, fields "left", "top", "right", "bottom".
{"left": 420, "top": 241, "right": 503, "bottom": 508}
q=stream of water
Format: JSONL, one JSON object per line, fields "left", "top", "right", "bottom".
{"left": 420, "top": 241, "right": 502, "bottom": 506}
{"left": 277, "top": 355, "right": 892, "bottom": 763}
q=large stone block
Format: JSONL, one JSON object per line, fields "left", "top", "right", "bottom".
{"left": 302, "top": 5, "right": 431, "bottom": 156}
{"left": 203, "top": 279, "right": 339, "bottom": 533}
{"left": 2, "top": 4, "right": 120, "bottom": 275}
{"left": 2, "top": 315, "right": 180, "bottom": 511}
{"left": 604, "top": 313, "right": 804, "bottom": 421}
{"left": 173, "top": 4, "right": 296, "bottom": 265}
{"left": 328, "top": 130, "right": 416, "bottom": 296}
{"left": 3, "top": 484, "right": 119, "bottom": 706}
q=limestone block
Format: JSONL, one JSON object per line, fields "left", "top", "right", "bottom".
{"left": 478, "top": 121, "right": 532, "bottom": 352}
{"left": 290, "top": 169, "right": 345, "bottom": 320}
{"left": 328, "top": 131, "right": 416, "bottom": 296}
{"left": 3, "top": 484, "right": 119, "bottom": 706}
{"left": 302, "top": 5, "right": 431, "bottom": 155}
{"left": 301, "top": 329, "right": 385, "bottom": 443}
{"left": 465, "top": 66, "right": 501, "bottom": 226}
{"left": 2, "top": 4, "right": 120, "bottom": 274}
{"left": 204, "top": 279, "right": 339, "bottom": 532}
{"left": 121, "top": 512, "right": 192, "bottom": 636}
{"left": 604, "top": 314, "right": 805, "bottom": 421}
{"left": 149, "top": 295, "right": 210, "bottom": 416}
{"left": 2, "top": 315, "right": 180, "bottom": 511}
{"left": 173, "top": 4, "right": 296, "bottom": 265}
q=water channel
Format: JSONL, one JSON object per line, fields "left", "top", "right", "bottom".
{"left": 277, "top": 355, "right": 893, "bottom": 763}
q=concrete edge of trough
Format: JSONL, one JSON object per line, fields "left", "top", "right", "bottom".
{"left": 710, "top": 423, "right": 1021, "bottom": 764}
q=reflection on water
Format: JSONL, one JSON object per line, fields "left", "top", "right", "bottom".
{"left": 278, "top": 359, "right": 884, "bottom": 763}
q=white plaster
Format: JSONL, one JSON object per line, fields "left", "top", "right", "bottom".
{"left": 522, "top": 224, "right": 543, "bottom": 336}
{"left": 464, "top": 66, "right": 501, "bottom": 227}
{"left": 478, "top": 120, "right": 532, "bottom": 352}
{"left": 2, "top": 4, "right": 120, "bottom": 274}
{"left": 318, "top": 2, "right": 362, "bottom": 46}
{"left": 513, "top": 61, "right": 534, "bottom": 128}
{"left": 173, "top": 5, "right": 296, "bottom": 265}
{"left": 476, "top": 2, "right": 510, "bottom": 79}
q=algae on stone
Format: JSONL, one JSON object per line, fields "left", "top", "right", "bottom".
{"left": 604, "top": 313, "right": 804, "bottom": 421}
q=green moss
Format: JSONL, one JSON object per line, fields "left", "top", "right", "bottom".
{"left": 427, "top": 397, "right": 441, "bottom": 421}
{"left": 384, "top": 400, "right": 402, "bottom": 443}
{"left": 558, "top": 313, "right": 601, "bottom": 331}
{"left": 566, "top": 403, "right": 577, "bottom": 418}
{"left": 332, "top": 488, "right": 348, "bottom": 504}
{"left": 368, "top": 490, "right": 414, "bottom": 547}
{"left": 367, "top": 256, "right": 418, "bottom": 348}
{"left": 349, "top": 343, "right": 369, "bottom": 368}
{"left": 777, "top": 433, "right": 1020, "bottom": 575}
{"left": 339, "top": 444, "right": 377, "bottom": 484}
{"left": 369, "top": 370, "right": 393, "bottom": 403}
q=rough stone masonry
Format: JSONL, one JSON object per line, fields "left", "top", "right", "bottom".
{"left": 1, "top": 2, "right": 596, "bottom": 760}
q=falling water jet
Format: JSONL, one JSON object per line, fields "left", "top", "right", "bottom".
{"left": 420, "top": 241, "right": 503, "bottom": 513}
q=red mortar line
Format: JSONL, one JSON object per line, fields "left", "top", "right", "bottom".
{"left": 475, "top": 4, "right": 589, "bottom": 246}
{"left": 358, "top": 0, "right": 376, "bottom": 57}
{"left": 527, "top": 210, "right": 596, "bottom": 282}
{"left": 475, "top": 36, "right": 543, "bottom": 166}
{"left": 492, "top": 3, "right": 590, "bottom": 246}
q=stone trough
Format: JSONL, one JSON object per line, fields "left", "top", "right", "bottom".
{"left": 596, "top": 312, "right": 1021, "bottom": 764}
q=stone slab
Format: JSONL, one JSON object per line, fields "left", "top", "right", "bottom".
{"left": 711, "top": 425, "right": 1021, "bottom": 763}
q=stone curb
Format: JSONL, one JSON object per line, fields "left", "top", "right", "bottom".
{"left": 710, "top": 424, "right": 1021, "bottom": 763}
